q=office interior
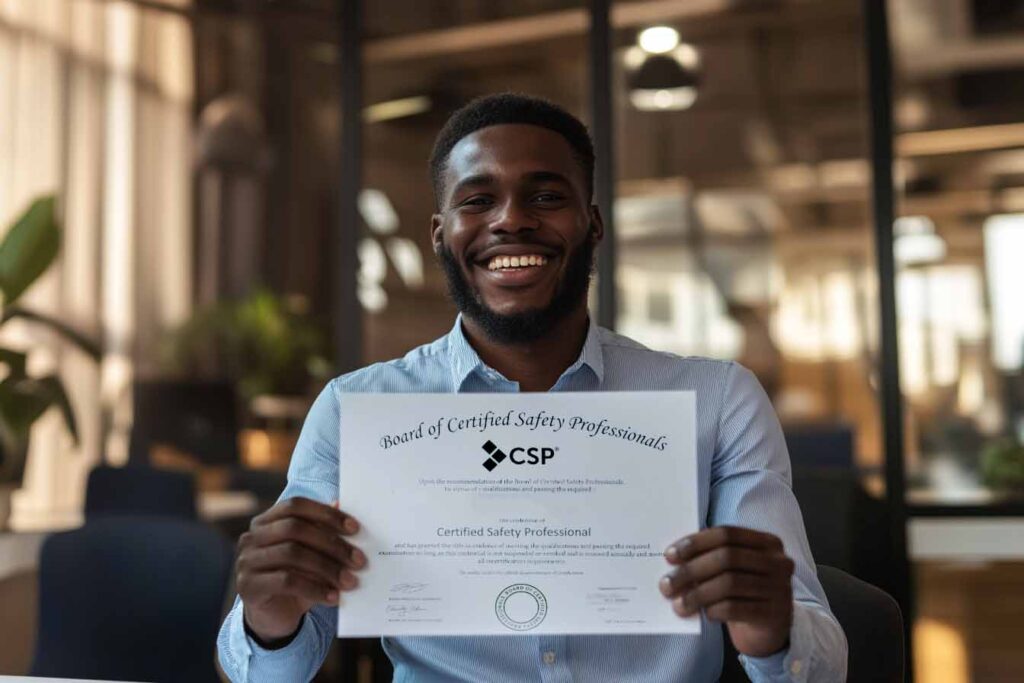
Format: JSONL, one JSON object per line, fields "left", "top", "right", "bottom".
{"left": 1, "top": 0, "right": 1023, "bottom": 681}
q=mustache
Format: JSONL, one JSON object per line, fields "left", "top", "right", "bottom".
{"left": 469, "top": 237, "right": 562, "bottom": 261}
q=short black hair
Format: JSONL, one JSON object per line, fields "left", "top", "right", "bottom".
{"left": 429, "top": 93, "right": 595, "bottom": 206}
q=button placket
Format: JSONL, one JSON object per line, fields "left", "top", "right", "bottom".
{"left": 537, "top": 635, "right": 570, "bottom": 683}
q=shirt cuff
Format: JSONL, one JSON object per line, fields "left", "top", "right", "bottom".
{"left": 737, "top": 603, "right": 816, "bottom": 682}
{"left": 225, "top": 600, "right": 322, "bottom": 682}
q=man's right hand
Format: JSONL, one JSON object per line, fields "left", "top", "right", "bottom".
{"left": 236, "top": 497, "right": 366, "bottom": 643}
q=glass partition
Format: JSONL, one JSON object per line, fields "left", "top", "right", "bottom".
{"left": 890, "top": 0, "right": 1024, "bottom": 505}
{"left": 612, "top": 0, "right": 884, "bottom": 472}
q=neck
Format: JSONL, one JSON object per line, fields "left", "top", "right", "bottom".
{"left": 461, "top": 306, "right": 590, "bottom": 392}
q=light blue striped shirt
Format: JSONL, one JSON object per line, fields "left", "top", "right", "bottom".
{"left": 218, "top": 315, "right": 847, "bottom": 682}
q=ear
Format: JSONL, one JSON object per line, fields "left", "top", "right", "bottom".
{"left": 588, "top": 205, "right": 605, "bottom": 244}
{"left": 430, "top": 213, "right": 444, "bottom": 255}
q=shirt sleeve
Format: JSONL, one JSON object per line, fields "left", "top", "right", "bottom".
{"left": 216, "top": 380, "right": 342, "bottom": 683}
{"left": 708, "top": 363, "right": 848, "bottom": 683}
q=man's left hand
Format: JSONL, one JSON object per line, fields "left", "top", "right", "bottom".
{"left": 661, "top": 526, "right": 795, "bottom": 657}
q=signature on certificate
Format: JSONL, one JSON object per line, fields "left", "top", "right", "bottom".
{"left": 386, "top": 604, "right": 430, "bottom": 615}
{"left": 390, "top": 582, "right": 430, "bottom": 594}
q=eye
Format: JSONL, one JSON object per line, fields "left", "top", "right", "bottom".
{"left": 459, "top": 195, "right": 493, "bottom": 208}
{"left": 532, "top": 192, "right": 565, "bottom": 204}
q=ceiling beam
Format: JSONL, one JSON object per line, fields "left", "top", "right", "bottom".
{"left": 898, "top": 123, "right": 1024, "bottom": 157}
{"left": 364, "top": 0, "right": 743, "bottom": 64}
{"left": 898, "top": 36, "right": 1024, "bottom": 77}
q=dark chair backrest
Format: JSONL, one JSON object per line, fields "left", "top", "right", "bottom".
{"left": 31, "top": 517, "right": 233, "bottom": 683}
{"left": 791, "top": 469, "right": 898, "bottom": 596}
{"left": 817, "top": 564, "right": 904, "bottom": 682}
{"left": 784, "top": 422, "right": 854, "bottom": 469}
{"left": 129, "top": 379, "right": 240, "bottom": 466}
{"left": 720, "top": 564, "right": 904, "bottom": 682}
{"left": 790, "top": 468, "right": 858, "bottom": 571}
{"left": 85, "top": 465, "right": 197, "bottom": 520}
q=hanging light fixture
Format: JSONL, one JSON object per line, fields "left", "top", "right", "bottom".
{"left": 894, "top": 215, "right": 947, "bottom": 266}
{"left": 638, "top": 26, "right": 680, "bottom": 54}
{"left": 627, "top": 27, "right": 701, "bottom": 112}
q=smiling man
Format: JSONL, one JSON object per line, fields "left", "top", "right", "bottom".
{"left": 217, "top": 93, "right": 847, "bottom": 682}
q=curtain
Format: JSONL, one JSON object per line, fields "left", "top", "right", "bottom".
{"left": 0, "top": 0, "right": 193, "bottom": 530}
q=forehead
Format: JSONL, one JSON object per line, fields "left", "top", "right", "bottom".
{"left": 444, "top": 123, "right": 584, "bottom": 190}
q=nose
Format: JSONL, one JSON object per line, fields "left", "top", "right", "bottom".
{"left": 489, "top": 197, "right": 537, "bottom": 234}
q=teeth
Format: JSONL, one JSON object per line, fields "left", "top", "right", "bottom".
{"left": 487, "top": 254, "right": 548, "bottom": 270}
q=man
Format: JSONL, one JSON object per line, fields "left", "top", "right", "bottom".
{"left": 217, "top": 93, "right": 847, "bottom": 682}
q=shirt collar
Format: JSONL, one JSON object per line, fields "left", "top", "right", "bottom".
{"left": 446, "top": 313, "right": 605, "bottom": 390}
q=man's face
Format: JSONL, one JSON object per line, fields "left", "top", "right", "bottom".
{"left": 431, "top": 124, "right": 603, "bottom": 343}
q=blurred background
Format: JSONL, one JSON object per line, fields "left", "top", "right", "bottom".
{"left": 1, "top": 0, "right": 1023, "bottom": 681}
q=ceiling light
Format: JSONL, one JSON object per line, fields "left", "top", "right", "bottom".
{"left": 623, "top": 45, "right": 647, "bottom": 70}
{"left": 630, "top": 87, "right": 697, "bottom": 111}
{"left": 673, "top": 43, "right": 700, "bottom": 70}
{"left": 638, "top": 26, "right": 680, "bottom": 55}
{"left": 894, "top": 216, "right": 946, "bottom": 265}
{"left": 894, "top": 215, "right": 936, "bottom": 236}
{"left": 363, "top": 95, "right": 432, "bottom": 123}
{"left": 627, "top": 53, "right": 700, "bottom": 112}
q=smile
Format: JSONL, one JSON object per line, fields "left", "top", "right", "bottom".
{"left": 486, "top": 254, "right": 549, "bottom": 271}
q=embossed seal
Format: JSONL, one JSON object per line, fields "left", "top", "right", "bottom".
{"left": 495, "top": 583, "right": 548, "bottom": 631}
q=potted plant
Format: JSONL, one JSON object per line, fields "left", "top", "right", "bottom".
{"left": 161, "top": 288, "right": 333, "bottom": 470}
{"left": 0, "top": 196, "right": 102, "bottom": 528}
{"left": 981, "top": 439, "right": 1024, "bottom": 493}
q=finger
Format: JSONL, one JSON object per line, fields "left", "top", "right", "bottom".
{"left": 245, "top": 569, "right": 339, "bottom": 606}
{"left": 660, "top": 547, "right": 790, "bottom": 596}
{"left": 679, "top": 572, "right": 782, "bottom": 615}
{"left": 703, "top": 599, "right": 778, "bottom": 623}
{"left": 252, "top": 497, "right": 360, "bottom": 535}
{"left": 245, "top": 518, "right": 364, "bottom": 569}
{"left": 244, "top": 541, "right": 346, "bottom": 589}
{"left": 338, "top": 570, "right": 360, "bottom": 592}
{"left": 665, "top": 527, "right": 783, "bottom": 564}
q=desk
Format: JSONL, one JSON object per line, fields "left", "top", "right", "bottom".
{"left": 909, "top": 517, "right": 1024, "bottom": 560}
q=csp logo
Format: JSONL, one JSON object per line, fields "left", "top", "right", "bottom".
{"left": 481, "top": 440, "right": 556, "bottom": 471}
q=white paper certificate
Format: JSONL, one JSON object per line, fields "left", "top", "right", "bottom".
{"left": 337, "top": 391, "right": 699, "bottom": 637}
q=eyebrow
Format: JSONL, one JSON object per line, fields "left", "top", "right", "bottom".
{"left": 450, "top": 174, "right": 496, "bottom": 198}
{"left": 523, "top": 171, "right": 572, "bottom": 186}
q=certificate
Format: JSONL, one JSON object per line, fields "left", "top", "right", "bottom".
{"left": 337, "top": 391, "right": 699, "bottom": 637}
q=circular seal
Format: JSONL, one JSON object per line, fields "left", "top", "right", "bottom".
{"left": 495, "top": 584, "right": 548, "bottom": 631}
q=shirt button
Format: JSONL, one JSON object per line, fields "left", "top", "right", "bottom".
{"left": 790, "top": 659, "right": 803, "bottom": 675}
{"left": 542, "top": 651, "right": 556, "bottom": 665}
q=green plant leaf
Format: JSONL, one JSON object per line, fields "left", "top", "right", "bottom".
{"left": 1, "top": 307, "right": 102, "bottom": 361}
{"left": 0, "top": 195, "right": 60, "bottom": 306}
{"left": 0, "top": 374, "right": 78, "bottom": 444}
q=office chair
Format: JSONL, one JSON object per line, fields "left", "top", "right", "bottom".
{"left": 85, "top": 465, "right": 197, "bottom": 519}
{"left": 785, "top": 422, "right": 901, "bottom": 599}
{"left": 31, "top": 517, "right": 233, "bottom": 683}
{"left": 721, "top": 564, "right": 904, "bottom": 682}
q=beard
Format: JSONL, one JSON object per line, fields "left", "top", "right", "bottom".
{"left": 437, "top": 234, "right": 595, "bottom": 345}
